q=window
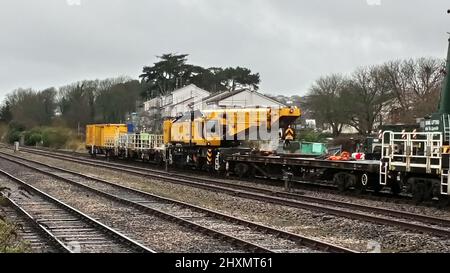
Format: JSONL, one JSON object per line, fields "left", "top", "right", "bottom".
{"left": 205, "top": 120, "right": 220, "bottom": 138}
{"left": 206, "top": 120, "right": 218, "bottom": 133}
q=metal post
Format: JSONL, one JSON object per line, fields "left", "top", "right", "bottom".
{"left": 283, "top": 169, "right": 293, "bottom": 192}
{"left": 189, "top": 106, "right": 194, "bottom": 148}
{"left": 165, "top": 146, "right": 169, "bottom": 173}
{"left": 14, "top": 141, "right": 19, "bottom": 153}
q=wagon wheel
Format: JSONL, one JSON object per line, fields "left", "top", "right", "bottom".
{"left": 154, "top": 152, "right": 163, "bottom": 166}
{"left": 355, "top": 173, "right": 369, "bottom": 195}
{"left": 437, "top": 197, "right": 450, "bottom": 209}
{"left": 412, "top": 182, "right": 425, "bottom": 204}
{"left": 234, "top": 163, "right": 249, "bottom": 179}
{"left": 334, "top": 173, "right": 347, "bottom": 192}
{"left": 390, "top": 181, "right": 401, "bottom": 196}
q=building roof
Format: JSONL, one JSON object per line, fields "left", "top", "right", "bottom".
{"left": 144, "top": 84, "right": 210, "bottom": 104}
{"left": 170, "top": 97, "right": 194, "bottom": 108}
{"left": 204, "top": 89, "right": 287, "bottom": 107}
{"left": 172, "top": 84, "right": 210, "bottom": 96}
{"left": 203, "top": 89, "right": 244, "bottom": 104}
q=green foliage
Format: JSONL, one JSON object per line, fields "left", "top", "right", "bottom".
{"left": 19, "top": 127, "right": 73, "bottom": 148}
{"left": 22, "top": 128, "right": 44, "bottom": 146}
{"left": 7, "top": 130, "right": 21, "bottom": 143}
{"left": 140, "top": 53, "right": 198, "bottom": 98}
{"left": 0, "top": 101, "right": 12, "bottom": 123}
{"left": 297, "top": 129, "right": 331, "bottom": 143}
{"left": 139, "top": 53, "right": 260, "bottom": 99}
{"left": 41, "top": 127, "right": 72, "bottom": 148}
{"left": 6, "top": 121, "right": 25, "bottom": 143}
{"left": 221, "top": 67, "right": 260, "bottom": 91}
{"left": 28, "top": 133, "right": 43, "bottom": 146}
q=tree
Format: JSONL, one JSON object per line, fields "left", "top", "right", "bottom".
{"left": 305, "top": 74, "right": 349, "bottom": 136}
{"left": 95, "top": 80, "right": 143, "bottom": 123}
{"left": 36, "top": 88, "right": 57, "bottom": 126}
{"left": 190, "top": 67, "right": 228, "bottom": 93}
{"left": 140, "top": 54, "right": 196, "bottom": 99}
{"left": 220, "top": 67, "right": 260, "bottom": 91}
{"left": 343, "top": 66, "right": 392, "bottom": 135}
{"left": 58, "top": 82, "right": 96, "bottom": 128}
{"left": 382, "top": 57, "right": 445, "bottom": 122}
{"left": 5, "top": 88, "right": 57, "bottom": 129}
{"left": 57, "top": 77, "right": 134, "bottom": 128}
{"left": 0, "top": 101, "right": 12, "bottom": 123}
{"left": 139, "top": 54, "right": 261, "bottom": 99}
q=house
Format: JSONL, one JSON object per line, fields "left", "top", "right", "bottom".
{"left": 144, "top": 84, "right": 211, "bottom": 118}
{"left": 141, "top": 86, "right": 288, "bottom": 133}
{"left": 203, "top": 89, "right": 286, "bottom": 109}
{"left": 144, "top": 85, "right": 287, "bottom": 119}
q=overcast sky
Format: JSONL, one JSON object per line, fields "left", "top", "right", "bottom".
{"left": 0, "top": 0, "right": 449, "bottom": 100}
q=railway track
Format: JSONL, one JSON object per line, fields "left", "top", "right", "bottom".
{"left": 0, "top": 169, "right": 154, "bottom": 253}
{"left": 0, "top": 151, "right": 354, "bottom": 253}
{"left": 15, "top": 145, "right": 417, "bottom": 203}
{"left": 8, "top": 147, "right": 450, "bottom": 239}
{"left": 0, "top": 196, "right": 67, "bottom": 253}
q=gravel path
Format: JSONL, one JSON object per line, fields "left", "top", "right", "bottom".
{"left": 0, "top": 158, "right": 246, "bottom": 253}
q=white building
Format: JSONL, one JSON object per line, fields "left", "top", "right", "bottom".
{"left": 305, "top": 119, "right": 316, "bottom": 129}
{"left": 203, "top": 89, "right": 286, "bottom": 109}
{"left": 322, "top": 124, "right": 359, "bottom": 134}
{"left": 144, "top": 84, "right": 210, "bottom": 118}
{"left": 144, "top": 85, "right": 286, "bottom": 119}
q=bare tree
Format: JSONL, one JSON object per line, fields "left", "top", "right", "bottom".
{"left": 5, "top": 88, "right": 57, "bottom": 129}
{"left": 343, "top": 66, "right": 392, "bottom": 135}
{"left": 382, "top": 57, "right": 445, "bottom": 122}
{"left": 305, "top": 74, "right": 348, "bottom": 136}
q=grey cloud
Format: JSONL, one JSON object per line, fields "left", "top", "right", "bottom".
{"left": 0, "top": 0, "right": 449, "bottom": 101}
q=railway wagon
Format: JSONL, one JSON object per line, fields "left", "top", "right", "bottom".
{"left": 222, "top": 151, "right": 381, "bottom": 192}
{"left": 163, "top": 106, "right": 301, "bottom": 169}
{"left": 115, "top": 133, "right": 164, "bottom": 162}
{"left": 86, "top": 124, "right": 127, "bottom": 155}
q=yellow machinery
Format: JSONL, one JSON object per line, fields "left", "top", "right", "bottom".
{"left": 164, "top": 107, "right": 301, "bottom": 147}
{"left": 85, "top": 107, "right": 300, "bottom": 169}
{"left": 163, "top": 106, "right": 301, "bottom": 169}
{"left": 86, "top": 124, "right": 127, "bottom": 154}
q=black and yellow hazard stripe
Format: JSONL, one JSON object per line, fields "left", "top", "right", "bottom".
{"left": 443, "top": 146, "right": 450, "bottom": 154}
{"left": 284, "top": 128, "right": 295, "bottom": 140}
{"left": 207, "top": 149, "right": 213, "bottom": 165}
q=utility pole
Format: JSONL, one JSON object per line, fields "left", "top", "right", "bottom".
{"left": 77, "top": 122, "right": 81, "bottom": 142}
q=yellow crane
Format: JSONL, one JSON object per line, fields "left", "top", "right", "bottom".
{"left": 163, "top": 106, "right": 301, "bottom": 147}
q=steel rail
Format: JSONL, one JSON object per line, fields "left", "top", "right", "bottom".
{"left": 9, "top": 148, "right": 450, "bottom": 238}
{"left": 0, "top": 168, "right": 156, "bottom": 253}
